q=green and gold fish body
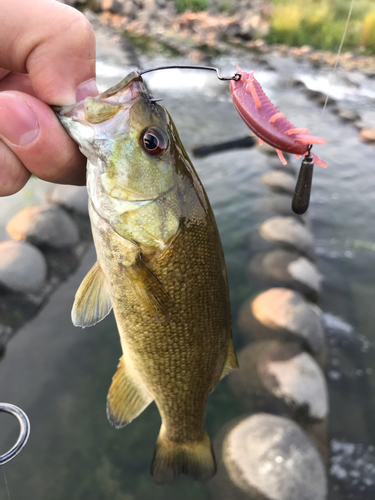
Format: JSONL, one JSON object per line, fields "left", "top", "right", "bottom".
{"left": 55, "top": 71, "right": 237, "bottom": 483}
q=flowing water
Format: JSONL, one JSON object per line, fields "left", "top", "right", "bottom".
{"left": 1, "top": 31, "right": 375, "bottom": 499}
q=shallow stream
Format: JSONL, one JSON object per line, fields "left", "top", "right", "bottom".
{"left": 1, "top": 29, "right": 375, "bottom": 500}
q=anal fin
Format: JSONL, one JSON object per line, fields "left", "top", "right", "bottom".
{"left": 107, "top": 356, "right": 153, "bottom": 428}
{"left": 220, "top": 338, "right": 239, "bottom": 380}
{"left": 72, "top": 261, "right": 112, "bottom": 328}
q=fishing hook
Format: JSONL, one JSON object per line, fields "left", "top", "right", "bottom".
{"left": 140, "top": 65, "right": 241, "bottom": 81}
{"left": 0, "top": 403, "right": 30, "bottom": 466}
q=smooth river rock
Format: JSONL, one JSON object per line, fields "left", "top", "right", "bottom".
{"left": 257, "top": 142, "right": 291, "bottom": 164}
{"left": 359, "top": 127, "right": 375, "bottom": 143}
{"left": 265, "top": 350, "right": 328, "bottom": 419}
{"left": 261, "top": 171, "right": 296, "bottom": 194}
{"left": 259, "top": 216, "right": 315, "bottom": 258}
{"left": 7, "top": 205, "right": 80, "bottom": 249}
{"left": 210, "top": 414, "right": 327, "bottom": 500}
{"left": 238, "top": 288, "right": 325, "bottom": 354}
{"left": 0, "top": 241, "right": 47, "bottom": 294}
{"left": 267, "top": 193, "right": 304, "bottom": 218}
{"left": 229, "top": 341, "right": 328, "bottom": 421}
{"left": 268, "top": 157, "right": 296, "bottom": 176}
{"left": 46, "top": 185, "right": 89, "bottom": 216}
{"left": 337, "top": 108, "right": 359, "bottom": 122}
{"left": 248, "top": 249, "right": 321, "bottom": 300}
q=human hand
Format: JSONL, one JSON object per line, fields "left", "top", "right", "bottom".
{"left": 0, "top": 0, "right": 98, "bottom": 196}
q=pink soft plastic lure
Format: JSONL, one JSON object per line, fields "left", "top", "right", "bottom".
{"left": 230, "top": 67, "right": 327, "bottom": 167}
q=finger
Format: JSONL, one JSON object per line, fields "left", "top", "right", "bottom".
{"left": 1, "top": 0, "right": 97, "bottom": 105}
{"left": 0, "top": 91, "right": 86, "bottom": 185}
{"left": 0, "top": 140, "right": 30, "bottom": 196}
{"left": 0, "top": 69, "right": 11, "bottom": 80}
{"left": 0, "top": 72, "right": 35, "bottom": 96}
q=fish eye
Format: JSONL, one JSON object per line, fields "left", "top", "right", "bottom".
{"left": 141, "top": 128, "right": 168, "bottom": 156}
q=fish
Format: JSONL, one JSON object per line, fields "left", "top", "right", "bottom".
{"left": 54, "top": 70, "right": 238, "bottom": 484}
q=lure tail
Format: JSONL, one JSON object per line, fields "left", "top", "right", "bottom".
{"left": 151, "top": 428, "right": 216, "bottom": 484}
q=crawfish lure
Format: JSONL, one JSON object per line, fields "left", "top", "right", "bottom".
{"left": 230, "top": 67, "right": 327, "bottom": 214}
{"left": 230, "top": 67, "right": 327, "bottom": 168}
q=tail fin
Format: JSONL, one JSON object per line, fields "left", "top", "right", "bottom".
{"left": 151, "top": 429, "right": 216, "bottom": 484}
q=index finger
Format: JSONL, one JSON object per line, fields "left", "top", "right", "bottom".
{"left": 1, "top": 0, "right": 96, "bottom": 105}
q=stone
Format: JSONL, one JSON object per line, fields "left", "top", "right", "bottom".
{"left": 359, "top": 110, "right": 375, "bottom": 129}
{"left": 46, "top": 185, "right": 89, "bottom": 216}
{"left": 359, "top": 127, "right": 375, "bottom": 143}
{"left": 0, "top": 241, "right": 47, "bottom": 294}
{"left": 257, "top": 140, "right": 285, "bottom": 157}
{"left": 337, "top": 108, "right": 359, "bottom": 122}
{"left": 265, "top": 350, "right": 328, "bottom": 419}
{"left": 221, "top": 414, "right": 327, "bottom": 500}
{"left": 188, "top": 49, "right": 206, "bottom": 63}
{"left": 259, "top": 216, "right": 315, "bottom": 258}
{"left": 288, "top": 255, "right": 320, "bottom": 291}
{"left": 238, "top": 288, "right": 324, "bottom": 353}
{"left": 268, "top": 157, "right": 296, "bottom": 176}
{"left": 122, "top": 0, "right": 138, "bottom": 17}
{"left": 261, "top": 170, "right": 296, "bottom": 194}
{"left": 354, "top": 119, "right": 365, "bottom": 130}
{"left": 102, "top": 0, "right": 127, "bottom": 14}
{"left": 248, "top": 249, "right": 321, "bottom": 300}
{"left": 229, "top": 341, "right": 328, "bottom": 421}
{"left": 267, "top": 194, "right": 301, "bottom": 218}
{"left": 239, "top": 21, "right": 253, "bottom": 41}
{"left": 7, "top": 205, "right": 80, "bottom": 249}
{"left": 222, "top": 21, "right": 242, "bottom": 40}
{"left": 305, "top": 88, "right": 327, "bottom": 105}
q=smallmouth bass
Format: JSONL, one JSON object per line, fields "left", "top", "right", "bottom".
{"left": 55, "top": 71, "right": 237, "bottom": 484}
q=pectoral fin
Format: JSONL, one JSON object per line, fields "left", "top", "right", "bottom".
{"left": 107, "top": 356, "right": 153, "bottom": 428}
{"left": 71, "top": 261, "right": 112, "bottom": 328}
{"left": 220, "top": 338, "right": 239, "bottom": 380}
{"left": 126, "top": 256, "right": 174, "bottom": 324}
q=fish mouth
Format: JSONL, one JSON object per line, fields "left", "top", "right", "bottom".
{"left": 99, "top": 70, "right": 145, "bottom": 102}
{"left": 53, "top": 71, "right": 146, "bottom": 124}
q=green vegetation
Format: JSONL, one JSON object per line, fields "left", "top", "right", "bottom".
{"left": 267, "top": 0, "right": 375, "bottom": 54}
{"left": 123, "top": 30, "right": 182, "bottom": 57}
{"left": 174, "top": 0, "right": 208, "bottom": 13}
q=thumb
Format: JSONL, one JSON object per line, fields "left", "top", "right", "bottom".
{"left": 1, "top": 0, "right": 97, "bottom": 105}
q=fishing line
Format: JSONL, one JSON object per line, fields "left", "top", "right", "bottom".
{"left": 292, "top": 0, "right": 354, "bottom": 213}
{"left": 321, "top": 0, "right": 355, "bottom": 118}
{"left": 3, "top": 467, "right": 11, "bottom": 500}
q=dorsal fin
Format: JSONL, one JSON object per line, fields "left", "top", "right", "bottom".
{"left": 107, "top": 356, "right": 153, "bottom": 428}
{"left": 72, "top": 261, "right": 112, "bottom": 328}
